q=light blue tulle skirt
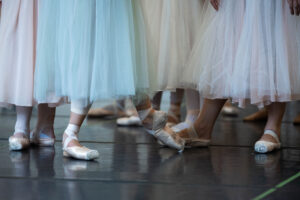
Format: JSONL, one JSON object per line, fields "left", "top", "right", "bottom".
{"left": 35, "top": 0, "right": 149, "bottom": 106}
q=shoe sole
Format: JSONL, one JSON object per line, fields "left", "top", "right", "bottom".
{"left": 254, "top": 144, "right": 281, "bottom": 154}
{"left": 63, "top": 151, "right": 99, "bottom": 161}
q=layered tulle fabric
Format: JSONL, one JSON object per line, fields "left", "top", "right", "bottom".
{"left": 0, "top": 0, "right": 38, "bottom": 107}
{"left": 35, "top": 0, "right": 149, "bottom": 106}
{"left": 0, "top": 1, "right": 2, "bottom": 18}
{"left": 183, "top": 0, "right": 300, "bottom": 107}
{"left": 232, "top": 0, "right": 300, "bottom": 107}
{"left": 140, "top": 0, "right": 205, "bottom": 91}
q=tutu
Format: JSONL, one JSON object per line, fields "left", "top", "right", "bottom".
{"left": 183, "top": 0, "right": 300, "bottom": 107}
{"left": 232, "top": 0, "right": 300, "bottom": 107}
{"left": 0, "top": 0, "right": 38, "bottom": 107}
{"left": 140, "top": 0, "right": 205, "bottom": 92}
{"left": 35, "top": 0, "right": 149, "bottom": 106}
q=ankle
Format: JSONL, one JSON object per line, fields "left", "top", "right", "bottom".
{"left": 194, "top": 121, "right": 213, "bottom": 139}
{"left": 185, "top": 110, "right": 200, "bottom": 123}
{"left": 35, "top": 125, "right": 54, "bottom": 135}
{"left": 14, "top": 128, "right": 30, "bottom": 137}
{"left": 264, "top": 124, "right": 281, "bottom": 136}
{"left": 139, "top": 108, "right": 155, "bottom": 130}
{"left": 63, "top": 124, "right": 80, "bottom": 146}
{"left": 264, "top": 128, "right": 281, "bottom": 137}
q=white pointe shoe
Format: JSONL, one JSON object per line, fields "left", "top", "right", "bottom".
{"left": 30, "top": 131, "right": 55, "bottom": 147}
{"left": 144, "top": 111, "right": 185, "bottom": 151}
{"left": 179, "top": 125, "right": 210, "bottom": 148}
{"left": 221, "top": 106, "right": 239, "bottom": 116}
{"left": 172, "top": 121, "right": 193, "bottom": 133}
{"left": 255, "top": 130, "right": 281, "bottom": 153}
{"left": 63, "top": 126, "right": 99, "bottom": 160}
{"left": 117, "top": 116, "right": 142, "bottom": 126}
{"left": 9, "top": 132, "right": 30, "bottom": 151}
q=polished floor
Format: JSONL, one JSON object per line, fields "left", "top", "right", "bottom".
{"left": 0, "top": 102, "right": 299, "bottom": 200}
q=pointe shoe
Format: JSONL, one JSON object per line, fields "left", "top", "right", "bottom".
{"left": 63, "top": 146, "right": 99, "bottom": 161}
{"left": 221, "top": 105, "right": 239, "bottom": 116}
{"left": 143, "top": 110, "right": 185, "bottom": 151}
{"left": 254, "top": 130, "right": 281, "bottom": 154}
{"left": 172, "top": 121, "right": 193, "bottom": 133}
{"left": 117, "top": 116, "right": 142, "bottom": 126}
{"left": 63, "top": 126, "right": 99, "bottom": 160}
{"left": 9, "top": 133, "right": 30, "bottom": 151}
{"left": 30, "top": 131, "right": 55, "bottom": 147}
{"left": 178, "top": 125, "right": 210, "bottom": 148}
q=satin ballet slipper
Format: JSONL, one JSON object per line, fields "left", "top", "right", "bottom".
{"left": 178, "top": 125, "right": 210, "bottom": 148}
{"left": 30, "top": 131, "right": 55, "bottom": 147}
{"left": 9, "top": 132, "right": 30, "bottom": 151}
{"left": 117, "top": 116, "right": 142, "bottom": 126}
{"left": 63, "top": 127, "right": 99, "bottom": 160}
{"left": 221, "top": 105, "right": 239, "bottom": 116}
{"left": 143, "top": 110, "right": 185, "bottom": 151}
{"left": 254, "top": 130, "right": 281, "bottom": 154}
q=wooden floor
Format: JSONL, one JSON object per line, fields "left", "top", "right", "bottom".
{"left": 0, "top": 102, "right": 299, "bottom": 200}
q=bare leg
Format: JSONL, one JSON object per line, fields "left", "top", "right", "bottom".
{"left": 255, "top": 103, "right": 286, "bottom": 153}
{"left": 35, "top": 104, "right": 56, "bottom": 138}
{"left": 243, "top": 108, "right": 268, "bottom": 122}
{"left": 262, "top": 103, "right": 285, "bottom": 142}
{"left": 178, "top": 98, "right": 227, "bottom": 141}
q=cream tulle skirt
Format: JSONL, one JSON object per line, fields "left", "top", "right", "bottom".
{"left": 140, "top": 0, "right": 206, "bottom": 92}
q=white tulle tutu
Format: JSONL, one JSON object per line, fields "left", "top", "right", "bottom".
{"left": 140, "top": 0, "right": 206, "bottom": 92}
{"left": 183, "top": 0, "right": 300, "bottom": 107}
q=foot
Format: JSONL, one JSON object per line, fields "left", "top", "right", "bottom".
{"left": 87, "top": 104, "right": 126, "bottom": 118}
{"left": 9, "top": 132, "right": 30, "bottom": 151}
{"left": 177, "top": 125, "right": 210, "bottom": 148}
{"left": 172, "top": 121, "right": 192, "bottom": 133}
{"left": 140, "top": 108, "right": 185, "bottom": 151}
{"left": 243, "top": 108, "right": 268, "bottom": 122}
{"left": 254, "top": 130, "right": 281, "bottom": 153}
{"left": 221, "top": 105, "right": 239, "bottom": 116}
{"left": 63, "top": 125, "right": 99, "bottom": 160}
{"left": 155, "top": 126, "right": 185, "bottom": 151}
{"left": 117, "top": 116, "right": 142, "bottom": 126}
{"left": 30, "top": 127, "right": 55, "bottom": 147}
{"left": 172, "top": 111, "right": 199, "bottom": 133}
